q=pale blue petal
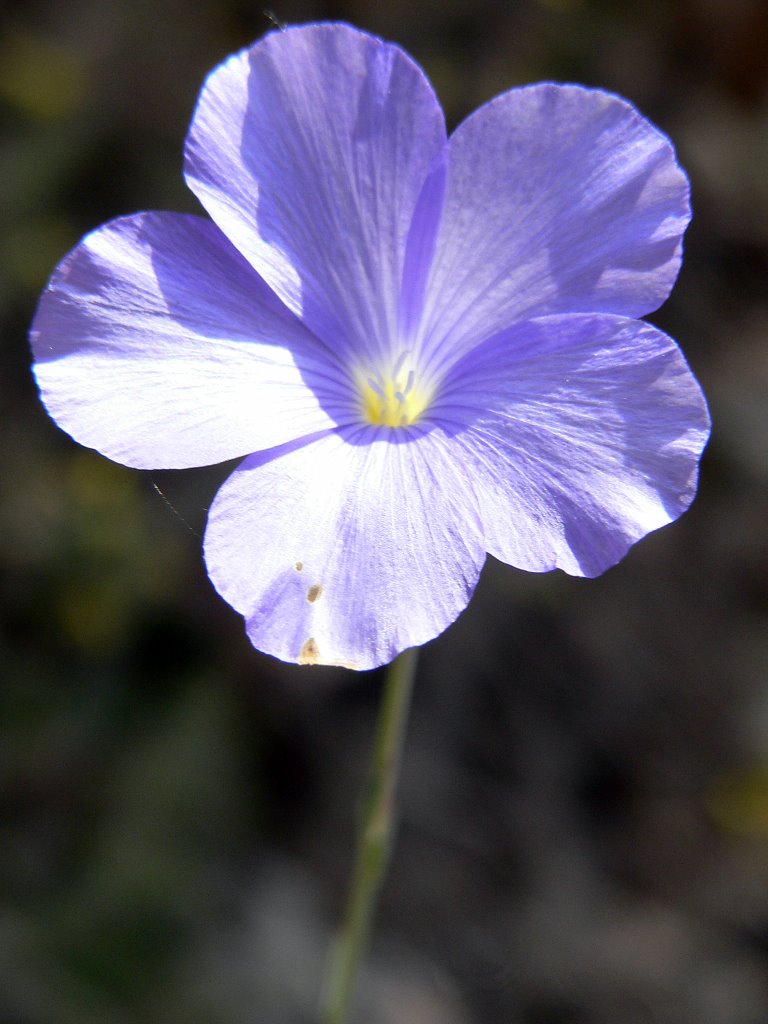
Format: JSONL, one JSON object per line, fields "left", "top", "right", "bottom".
{"left": 184, "top": 23, "right": 446, "bottom": 361}
{"left": 419, "top": 85, "right": 690, "bottom": 366}
{"left": 433, "top": 314, "right": 709, "bottom": 577}
{"left": 31, "top": 212, "right": 345, "bottom": 469}
{"left": 203, "top": 427, "right": 485, "bottom": 670}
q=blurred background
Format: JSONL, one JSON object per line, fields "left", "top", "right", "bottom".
{"left": 2, "top": 0, "right": 767, "bottom": 1021}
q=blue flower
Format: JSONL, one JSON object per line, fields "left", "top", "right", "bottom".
{"left": 30, "top": 23, "right": 710, "bottom": 669}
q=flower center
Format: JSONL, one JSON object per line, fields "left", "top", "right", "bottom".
{"left": 358, "top": 355, "right": 432, "bottom": 428}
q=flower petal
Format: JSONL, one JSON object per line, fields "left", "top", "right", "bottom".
{"left": 31, "top": 212, "right": 344, "bottom": 470}
{"left": 433, "top": 314, "right": 709, "bottom": 577}
{"left": 203, "top": 427, "right": 486, "bottom": 670}
{"left": 184, "top": 23, "right": 446, "bottom": 359}
{"left": 419, "top": 85, "right": 690, "bottom": 363}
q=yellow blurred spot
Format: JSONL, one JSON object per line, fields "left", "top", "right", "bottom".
{"left": 707, "top": 761, "right": 768, "bottom": 836}
{"left": 0, "top": 32, "right": 89, "bottom": 120}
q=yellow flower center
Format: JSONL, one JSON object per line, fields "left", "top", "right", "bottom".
{"left": 358, "top": 356, "right": 432, "bottom": 428}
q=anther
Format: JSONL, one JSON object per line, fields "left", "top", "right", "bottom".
{"left": 367, "top": 377, "right": 385, "bottom": 399}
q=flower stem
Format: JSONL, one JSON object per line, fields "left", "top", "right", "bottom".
{"left": 320, "top": 646, "right": 419, "bottom": 1024}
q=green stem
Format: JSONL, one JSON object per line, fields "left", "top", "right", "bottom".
{"left": 320, "top": 646, "right": 419, "bottom": 1024}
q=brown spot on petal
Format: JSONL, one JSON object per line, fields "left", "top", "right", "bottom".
{"left": 306, "top": 583, "right": 323, "bottom": 604}
{"left": 294, "top": 561, "right": 303, "bottom": 572}
{"left": 298, "top": 637, "right": 320, "bottom": 665}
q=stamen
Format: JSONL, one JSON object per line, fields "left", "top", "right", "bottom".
{"left": 391, "top": 351, "right": 408, "bottom": 377}
{"left": 358, "top": 357, "right": 433, "bottom": 429}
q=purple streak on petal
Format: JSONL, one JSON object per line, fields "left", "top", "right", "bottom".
{"left": 432, "top": 313, "right": 709, "bottom": 577}
{"left": 203, "top": 426, "right": 485, "bottom": 670}
{"left": 184, "top": 23, "right": 446, "bottom": 361}
{"left": 31, "top": 212, "right": 348, "bottom": 470}
{"left": 398, "top": 153, "right": 447, "bottom": 344}
{"left": 420, "top": 85, "right": 690, "bottom": 366}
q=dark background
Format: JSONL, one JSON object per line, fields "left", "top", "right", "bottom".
{"left": 2, "top": 1, "right": 767, "bottom": 1021}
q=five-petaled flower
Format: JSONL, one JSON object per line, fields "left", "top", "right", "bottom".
{"left": 30, "top": 23, "right": 709, "bottom": 670}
